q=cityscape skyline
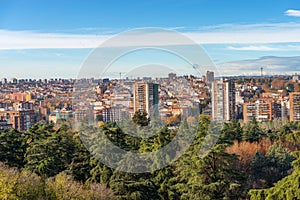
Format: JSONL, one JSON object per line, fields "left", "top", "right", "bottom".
{"left": 1, "top": 2, "right": 300, "bottom": 198}
{"left": 3, "top": 71, "right": 300, "bottom": 131}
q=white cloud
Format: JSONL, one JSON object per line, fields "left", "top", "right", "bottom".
{"left": 2, "top": 22, "right": 300, "bottom": 49}
{"left": 227, "top": 45, "right": 279, "bottom": 51}
{"left": 0, "top": 30, "right": 106, "bottom": 50}
{"left": 185, "top": 23, "right": 300, "bottom": 44}
{"left": 227, "top": 44, "right": 300, "bottom": 51}
{"left": 285, "top": 9, "right": 300, "bottom": 17}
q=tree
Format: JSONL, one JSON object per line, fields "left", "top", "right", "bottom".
{"left": 286, "top": 83, "right": 295, "bottom": 93}
{"left": 171, "top": 144, "right": 246, "bottom": 199}
{"left": 0, "top": 163, "right": 44, "bottom": 200}
{"left": 170, "top": 115, "right": 246, "bottom": 199}
{"left": 0, "top": 129, "right": 26, "bottom": 168}
{"left": 132, "top": 110, "right": 149, "bottom": 126}
{"left": 13, "top": 169, "right": 45, "bottom": 199}
{"left": 88, "top": 158, "right": 113, "bottom": 186}
{"left": 243, "top": 119, "right": 265, "bottom": 142}
{"left": 249, "top": 152, "right": 300, "bottom": 200}
{"left": 250, "top": 151, "right": 267, "bottom": 188}
{"left": 250, "top": 143, "right": 294, "bottom": 188}
{"left": 264, "top": 143, "right": 294, "bottom": 185}
{"left": 0, "top": 163, "right": 115, "bottom": 200}
{"left": 139, "top": 126, "right": 174, "bottom": 199}
{"left": 151, "top": 167, "right": 174, "bottom": 200}
{"left": 220, "top": 120, "right": 243, "bottom": 144}
{"left": 68, "top": 134, "right": 92, "bottom": 183}
{"left": 109, "top": 171, "right": 159, "bottom": 200}
{"left": 25, "top": 124, "right": 76, "bottom": 177}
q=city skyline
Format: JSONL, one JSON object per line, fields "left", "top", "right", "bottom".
{"left": 2, "top": 2, "right": 300, "bottom": 198}
{"left": 1, "top": 0, "right": 300, "bottom": 78}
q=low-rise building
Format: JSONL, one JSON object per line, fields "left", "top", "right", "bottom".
{"left": 243, "top": 100, "right": 272, "bottom": 122}
{"left": 0, "top": 108, "right": 36, "bottom": 131}
{"left": 0, "top": 120, "right": 12, "bottom": 130}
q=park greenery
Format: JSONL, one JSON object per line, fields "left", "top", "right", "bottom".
{"left": 0, "top": 115, "right": 300, "bottom": 199}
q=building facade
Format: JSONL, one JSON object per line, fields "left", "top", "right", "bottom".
{"left": 0, "top": 120, "right": 12, "bottom": 130}
{"left": 0, "top": 109, "right": 36, "bottom": 132}
{"left": 211, "top": 79, "right": 236, "bottom": 121}
{"left": 243, "top": 100, "right": 272, "bottom": 122}
{"left": 206, "top": 71, "right": 214, "bottom": 83}
{"left": 290, "top": 92, "right": 300, "bottom": 122}
{"left": 134, "top": 82, "right": 159, "bottom": 116}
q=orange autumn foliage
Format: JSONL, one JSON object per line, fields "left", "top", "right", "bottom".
{"left": 226, "top": 138, "right": 272, "bottom": 167}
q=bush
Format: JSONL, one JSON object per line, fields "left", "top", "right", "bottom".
{"left": 0, "top": 163, "right": 115, "bottom": 200}
{"left": 0, "top": 163, "right": 44, "bottom": 200}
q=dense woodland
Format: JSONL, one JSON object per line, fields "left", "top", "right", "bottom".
{"left": 1, "top": 115, "right": 300, "bottom": 199}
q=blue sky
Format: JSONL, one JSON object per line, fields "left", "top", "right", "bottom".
{"left": 1, "top": 0, "right": 300, "bottom": 78}
{"left": 1, "top": 0, "right": 298, "bottom": 30}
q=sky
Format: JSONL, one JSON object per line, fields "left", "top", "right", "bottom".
{"left": 1, "top": 0, "right": 300, "bottom": 78}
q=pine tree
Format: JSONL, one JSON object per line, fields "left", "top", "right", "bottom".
{"left": 0, "top": 129, "right": 26, "bottom": 168}
{"left": 243, "top": 119, "right": 265, "bottom": 142}
{"left": 25, "top": 124, "right": 76, "bottom": 177}
{"left": 249, "top": 151, "right": 300, "bottom": 200}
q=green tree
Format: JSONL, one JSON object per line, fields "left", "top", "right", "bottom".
{"left": 286, "top": 83, "right": 295, "bottom": 92}
{"left": 139, "top": 126, "right": 174, "bottom": 199}
{"left": 170, "top": 115, "right": 246, "bottom": 199}
{"left": 0, "top": 163, "right": 45, "bottom": 200}
{"left": 250, "top": 151, "right": 266, "bottom": 187}
{"left": 88, "top": 158, "right": 113, "bottom": 186}
{"left": 25, "top": 124, "right": 76, "bottom": 177}
{"left": 265, "top": 143, "right": 294, "bottom": 184}
{"left": 243, "top": 119, "right": 265, "bottom": 142}
{"left": 0, "top": 162, "right": 115, "bottom": 200}
{"left": 68, "top": 134, "right": 92, "bottom": 183}
{"left": 132, "top": 110, "right": 149, "bottom": 126}
{"left": 249, "top": 151, "right": 300, "bottom": 200}
{"left": 109, "top": 171, "right": 159, "bottom": 200}
{"left": 171, "top": 144, "right": 245, "bottom": 199}
{"left": 250, "top": 144, "right": 294, "bottom": 188}
{"left": 220, "top": 120, "right": 243, "bottom": 144}
{"left": 0, "top": 129, "right": 26, "bottom": 168}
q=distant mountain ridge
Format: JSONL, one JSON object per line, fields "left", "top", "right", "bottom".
{"left": 218, "top": 56, "right": 300, "bottom": 76}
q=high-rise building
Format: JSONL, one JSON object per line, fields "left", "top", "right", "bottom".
{"left": 206, "top": 71, "right": 214, "bottom": 84}
{"left": 1, "top": 78, "right": 7, "bottom": 84}
{"left": 281, "top": 99, "right": 290, "bottom": 119}
{"left": 290, "top": 92, "right": 300, "bottom": 121}
{"left": 134, "top": 82, "right": 159, "bottom": 116}
{"left": 211, "top": 79, "right": 236, "bottom": 121}
{"left": 11, "top": 78, "right": 18, "bottom": 84}
{"left": 292, "top": 73, "right": 300, "bottom": 82}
